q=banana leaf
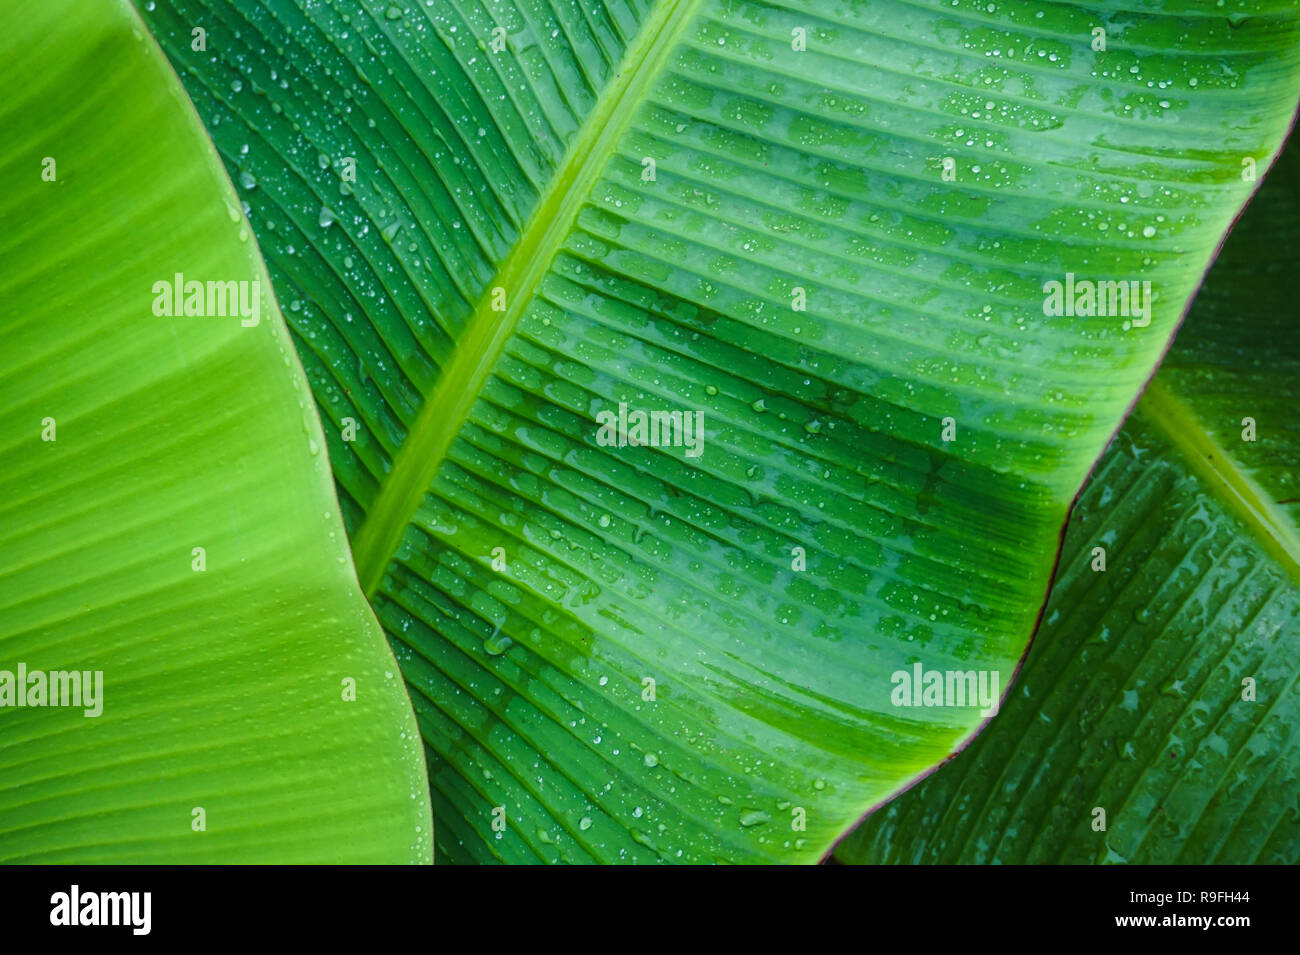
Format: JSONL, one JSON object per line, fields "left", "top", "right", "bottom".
{"left": 136, "top": 0, "right": 1300, "bottom": 861}
{"left": 836, "top": 141, "right": 1300, "bottom": 864}
{"left": 0, "top": 0, "right": 431, "bottom": 862}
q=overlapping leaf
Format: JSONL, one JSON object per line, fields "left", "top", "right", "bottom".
{"left": 836, "top": 144, "right": 1300, "bottom": 864}
{"left": 139, "top": 0, "right": 1300, "bottom": 861}
{"left": 0, "top": 0, "right": 431, "bottom": 862}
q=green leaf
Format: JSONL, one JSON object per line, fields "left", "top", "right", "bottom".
{"left": 835, "top": 143, "right": 1300, "bottom": 865}
{"left": 139, "top": 0, "right": 1300, "bottom": 862}
{"left": 0, "top": 0, "right": 430, "bottom": 862}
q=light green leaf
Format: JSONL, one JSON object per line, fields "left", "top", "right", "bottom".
{"left": 835, "top": 143, "right": 1300, "bottom": 865}
{"left": 0, "top": 0, "right": 430, "bottom": 862}
{"left": 139, "top": 0, "right": 1300, "bottom": 862}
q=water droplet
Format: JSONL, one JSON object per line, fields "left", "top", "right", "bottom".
{"left": 485, "top": 630, "right": 513, "bottom": 655}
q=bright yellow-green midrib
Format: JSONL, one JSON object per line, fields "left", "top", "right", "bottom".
{"left": 1139, "top": 377, "right": 1300, "bottom": 584}
{"left": 351, "top": 0, "right": 703, "bottom": 595}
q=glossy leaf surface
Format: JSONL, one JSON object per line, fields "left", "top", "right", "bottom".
{"left": 139, "top": 0, "right": 1300, "bottom": 861}
{"left": 836, "top": 144, "right": 1300, "bottom": 864}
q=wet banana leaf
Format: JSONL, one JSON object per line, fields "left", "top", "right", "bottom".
{"left": 138, "top": 0, "right": 1300, "bottom": 861}
{"left": 836, "top": 142, "right": 1300, "bottom": 864}
{"left": 0, "top": 0, "right": 431, "bottom": 862}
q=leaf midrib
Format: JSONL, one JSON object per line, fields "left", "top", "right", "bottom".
{"left": 1139, "top": 377, "right": 1300, "bottom": 584}
{"left": 350, "top": 0, "right": 701, "bottom": 594}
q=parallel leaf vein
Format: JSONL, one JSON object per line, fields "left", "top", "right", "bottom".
{"left": 351, "top": 0, "right": 702, "bottom": 593}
